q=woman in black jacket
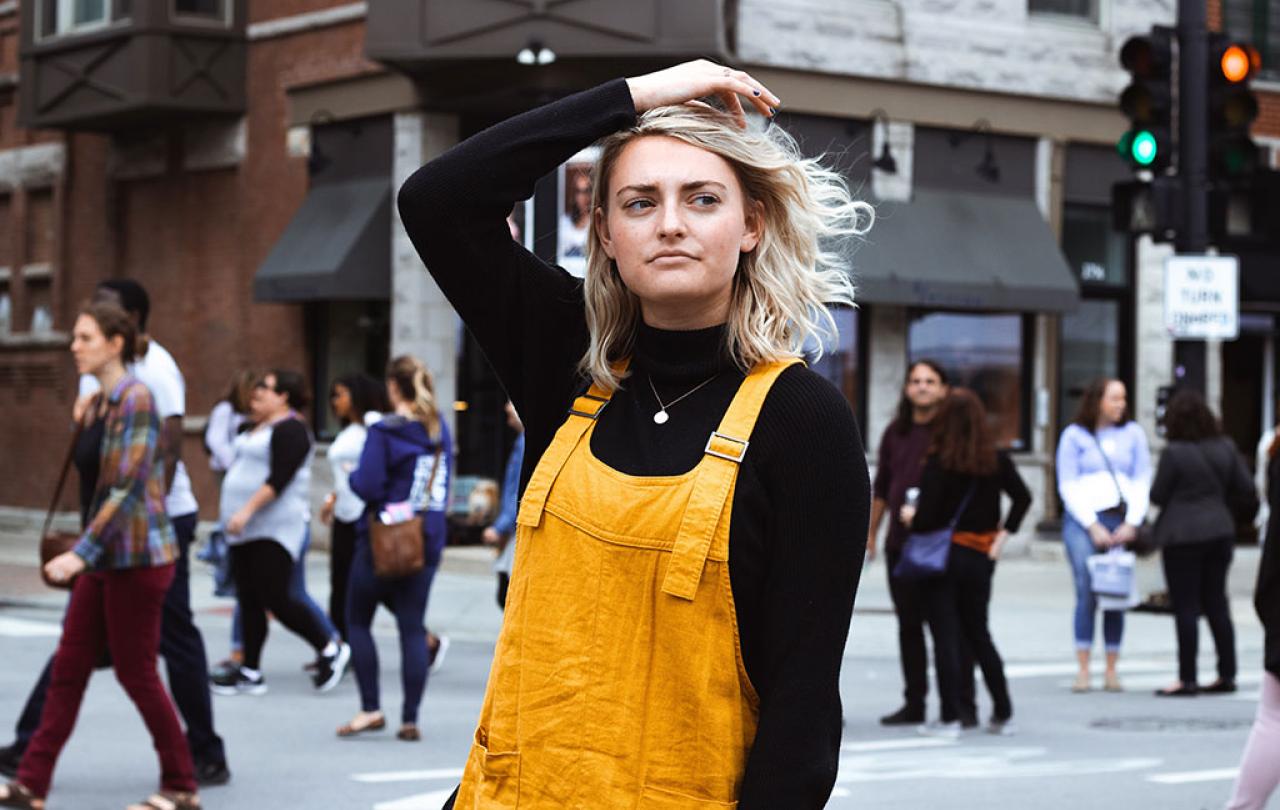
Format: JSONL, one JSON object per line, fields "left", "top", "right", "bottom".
{"left": 900, "top": 388, "right": 1032, "bottom": 737}
{"left": 1223, "top": 432, "right": 1280, "bottom": 809}
{"left": 1149, "top": 390, "right": 1254, "bottom": 697}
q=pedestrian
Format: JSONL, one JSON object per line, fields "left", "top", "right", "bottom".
{"left": 212, "top": 369, "right": 350, "bottom": 695}
{"left": 1223, "top": 431, "right": 1280, "bottom": 809}
{"left": 205, "top": 369, "right": 258, "bottom": 476}
{"left": 1055, "top": 377, "right": 1152, "bottom": 693}
{"left": 1149, "top": 390, "right": 1253, "bottom": 696}
{"left": 482, "top": 401, "right": 525, "bottom": 610}
{"left": 0, "top": 302, "right": 200, "bottom": 810}
{"left": 900, "top": 389, "right": 1031, "bottom": 737}
{"left": 867, "top": 359, "right": 951, "bottom": 726}
{"left": 0, "top": 281, "right": 229, "bottom": 788}
{"left": 320, "top": 372, "right": 389, "bottom": 642}
{"left": 400, "top": 60, "right": 870, "bottom": 808}
{"left": 338, "top": 356, "right": 453, "bottom": 741}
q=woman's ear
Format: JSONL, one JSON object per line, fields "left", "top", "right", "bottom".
{"left": 740, "top": 199, "right": 764, "bottom": 254}
{"left": 108, "top": 333, "right": 126, "bottom": 359}
{"left": 594, "top": 206, "right": 617, "bottom": 260}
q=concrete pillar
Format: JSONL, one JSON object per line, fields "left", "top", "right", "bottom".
{"left": 866, "top": 305, "right": 907, "bottom": 455}
{"left": 391, "top": 111, "right": 460, "bottom": 434}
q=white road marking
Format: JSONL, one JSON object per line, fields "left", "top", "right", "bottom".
{"left": 0, "top": 617, "right": 60, "bottom": 637}
{"left": 374, "top": 788, "right": 458, "bottom": 810}
{"left": 351, "top": 768, "right": 463, "bottom": 784}
{"left": 1004, "top": 660, "right": 1169, "bottom": 679}
{"left": 836, "top": 746, "right": 1162, "bottom": 782}
{"left": 1147, "top": 767, "right": 1240, "bottom": 785}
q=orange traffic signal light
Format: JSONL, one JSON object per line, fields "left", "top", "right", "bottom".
{"left": 1220, "top": 44, "right": 1259, "bottom": 84}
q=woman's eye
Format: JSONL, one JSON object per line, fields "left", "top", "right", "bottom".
{"left": 623, "top": 198, "right": 654, "bottom": 211}
{"left": 692, "top": 194, "right": 720, "bottom": 207}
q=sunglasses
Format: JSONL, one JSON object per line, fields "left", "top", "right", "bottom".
{"left": 254, "top": 381, "right": 278, "bottom": 393}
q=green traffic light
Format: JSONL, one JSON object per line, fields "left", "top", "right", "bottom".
{"left": 1131, "top": 130, "right": 1158, "bottom": 165}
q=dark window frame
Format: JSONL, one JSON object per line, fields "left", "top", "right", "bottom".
{"left": 1027, "top": 0, "right": 1099, "bottom": 23}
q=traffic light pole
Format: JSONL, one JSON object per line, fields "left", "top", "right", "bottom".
{"left": 1174, "top": 0, "right": 1209, "bottom": 393}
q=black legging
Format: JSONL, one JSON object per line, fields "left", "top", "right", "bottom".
{"left": 923, "top": 545, "right": 1012, "bottom": 723}
{"left": 231, "top": 539, "right": 331, "bottom": 670}
{"left": 1162, "top": 538, "right": 1237, "bottom": 686}
{"left": 329, "top": 519, "right": 358, "bottom": 641}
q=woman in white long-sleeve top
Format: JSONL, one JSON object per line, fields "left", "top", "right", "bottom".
{"left": 1055, "top": 378, "right": 1152, "bottom": 693}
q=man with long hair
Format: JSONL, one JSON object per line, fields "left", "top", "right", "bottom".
{"left": 868, "top": 360, "right": 958, "bottom": 726}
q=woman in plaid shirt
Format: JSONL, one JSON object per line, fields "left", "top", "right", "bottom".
{"left": 1, "top": 302, "right": 200, "bottom": 810}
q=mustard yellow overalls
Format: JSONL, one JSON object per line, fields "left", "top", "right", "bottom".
{"left": 455, "top": 359, "right": 797, "bottom": 809}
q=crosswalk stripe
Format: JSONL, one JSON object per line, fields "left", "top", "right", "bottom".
{"left": 841, "top": 738, "right": 957, "bottom": 752}
{"left": 0, "top": 617, "right": 60, "bottom": 637}
{"left": 374, "top": 788, "right": 458, "bottom": 809}
{"left": 1147, "top": 767, "right": 1239, "bottom": 784}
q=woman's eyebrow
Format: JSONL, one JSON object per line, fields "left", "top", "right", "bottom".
{"left": 615, "top": 180, "right": 728, "bottom": 198}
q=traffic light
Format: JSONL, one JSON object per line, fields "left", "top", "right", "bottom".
{"left": 1113, "top": 176, "right": 1181, "bottom": 241}
{"left": 1207, "top": 34, "right": 1261, "bottom": 180}
{"left": 1117, "top": 28, "right": 1175, "bottom": 172}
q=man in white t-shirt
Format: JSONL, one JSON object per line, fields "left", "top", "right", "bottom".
{"left": 0, "top": 280, "right": 231, "bottom": 787}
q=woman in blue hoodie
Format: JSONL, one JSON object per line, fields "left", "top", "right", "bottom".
{"left": 341, "top": 355, "right": 452, "bottom": 741}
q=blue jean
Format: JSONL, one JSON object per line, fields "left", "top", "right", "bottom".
{"left": 230, "top": 526, "right": 337, "bottom": 654}
{"left": 1063, "top": 512, "right": 1125, "bottom": 653}
{"left": 346, "top": 518, "right": 441, "bottom": 725}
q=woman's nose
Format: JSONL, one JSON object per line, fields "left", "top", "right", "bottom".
{"left": 657, "top": 203, "right": 686, "bottom": 238}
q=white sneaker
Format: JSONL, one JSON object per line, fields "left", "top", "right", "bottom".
{"left": 313, "top": 642, "right": 351, "bottom": 692}
{"left": 917, "top": 721, "right": 962, "bottom": 740}
{"left": 429, "top": 634, "right": 451, "bottom": 676}
{"left": 987, "top": 718, "right": 1016, "bottom": 736}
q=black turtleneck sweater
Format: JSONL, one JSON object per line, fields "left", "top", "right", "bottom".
{"left": 398, "top": 78, "right": 869, "bottom": 809}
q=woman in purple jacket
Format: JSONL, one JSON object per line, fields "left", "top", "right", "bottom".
{"left": 339, "top": 355, "right": 453, "bottom": 742}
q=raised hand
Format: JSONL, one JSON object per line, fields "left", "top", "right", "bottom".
{"left": 626, "top": 59, "right": 780, "bottom": 127}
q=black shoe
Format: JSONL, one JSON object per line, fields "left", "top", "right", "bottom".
{"left": 210, "top": 665, "right": 267, "bottom": 696}
{"left": 1155, "top": 684, "right": 1199, "bottom": 697}
{"left": 880, "top": 706, "right": 926, "bottom": 726}
{"left": 195, "top": 759, "right": 231, "bottom": 787}
{"left": 312, "top": 642, "right": 351, "bottom": 692}
{"left": 959, "top": 714, "right": 979, "bottom": 730}
{"left": 0, "top": 743, "right": 22, "bottom": 779}
{"left": 1202, "top": 680, "right": 1237, "bottom": 694}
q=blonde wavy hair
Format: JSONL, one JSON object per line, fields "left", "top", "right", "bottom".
{"left": 387, "top": 355, "right": 442, "bottom": 442}
{"left": 580, "top": 103, "right": 874, "bottom": 392}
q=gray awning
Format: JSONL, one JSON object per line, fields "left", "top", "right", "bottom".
{"left": 850, "top": 189, "right": 1079, "bottom": 313}
{"left": 254, "top": 178, "right": 391, "bottom": 302}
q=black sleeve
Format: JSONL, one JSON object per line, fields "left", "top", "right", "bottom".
{"left": 909, "top": 457, "right": 951, "bottom": 532}
{"left": 738, "top": 370, "right": 869, "bottom": 809}
{"left": 396, "top": 80, "right": 637, "bottom": 448}
{"left": 998, "top": 452, "right": 1033, "bottom": 533}
{"left": 266, "top": 419, "right": 311, "bottom": 494}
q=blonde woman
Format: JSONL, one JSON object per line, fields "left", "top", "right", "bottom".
{"left": 399, "top": 60, "right": 871, "bottom": 808}
{"left": 342, "top": 356, "right": 452, "bottom": 741}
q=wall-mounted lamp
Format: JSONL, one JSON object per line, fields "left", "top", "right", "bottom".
{"left": 948, "top": 119, "right": 1001, "bottom": 184}
{"left": 517, "top": 40, "right": 556, "bottom": 65}
{"left": 867, "top": 109, "right": 897, "bottom": 174}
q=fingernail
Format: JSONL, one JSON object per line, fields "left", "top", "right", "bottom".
{"left": 768, "top": 107, "right": 777, "bottom": 116}
{"left": 753, "top": 90, "right": 761, "bottom": 96}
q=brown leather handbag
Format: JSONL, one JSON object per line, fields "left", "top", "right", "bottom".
{"left": 40, "top": 402, "right": 95, "bottom": 590}
{"left": 368, "top": 446, "right": 443, "bottom": 579}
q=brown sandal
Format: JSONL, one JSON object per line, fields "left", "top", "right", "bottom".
{"left": 397, "top": 724, "right": 421, "bottom": 741}
{"left": 337, "top": 712, "right": 386, "bottom": 737}
{"left": 0, "top": 782, "right": 43, "bottom": 810}
{"left": 126, "top": 792, "right": 200, "bottom": 810}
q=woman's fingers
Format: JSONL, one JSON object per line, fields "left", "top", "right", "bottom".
{"left": 628, "top": 60, "right": 780, "bottom": 122}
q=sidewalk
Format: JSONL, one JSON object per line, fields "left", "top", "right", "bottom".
{"left": 1, "top": 516, "right": 1266, "bottom": 667}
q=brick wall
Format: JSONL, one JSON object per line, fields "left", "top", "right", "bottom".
{"left": 0, "top": 1, "right": 375, "bottom": 516}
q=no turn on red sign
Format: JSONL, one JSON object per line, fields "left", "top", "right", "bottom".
{"left": 1164, "top": 255, "right": 1240, "bottom": 340}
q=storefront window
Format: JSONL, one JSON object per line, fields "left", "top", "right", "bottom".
{"left": 808, "top": 305, "right": 862, "bottom": 427}
{"left": 908, "top": 311, "right": 1028, "bottom": 449}
{"left": 1057, "top": 203, "right": 1131, "bottom": 436}
{"left": 39, "top": 0, "right": 128, "bottom": 38}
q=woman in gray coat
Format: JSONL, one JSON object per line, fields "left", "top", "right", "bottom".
{"left": 1149, "top": 390, "right": 1257, "bottom": 697}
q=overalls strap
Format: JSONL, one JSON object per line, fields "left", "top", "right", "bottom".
{"left": 661, "top": 359, "right": 801, "bottom": 600}
{"left": 516, "top": 380, "right": 615, "bottom": 529}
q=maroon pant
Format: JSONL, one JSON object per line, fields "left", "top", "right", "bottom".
{"left": 18, "top": 564, "right": 196, "bottom": 798}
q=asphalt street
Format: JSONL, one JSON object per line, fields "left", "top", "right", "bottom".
{"left": 0, "top": 535, "right": 1272, "bottom": 810}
